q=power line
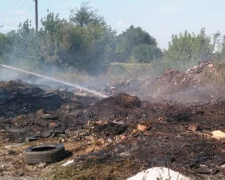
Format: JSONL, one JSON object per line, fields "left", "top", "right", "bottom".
{"left": 12, "top": 0, "right": 21, "bottom": 11}
{"left": 18, "top": 0, "right": 27, "bottom": 10}
{"left": 10, "top": 0, "right": 27, "bottom": 22}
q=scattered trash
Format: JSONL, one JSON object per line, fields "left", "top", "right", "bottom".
{"left": 42, "top": 92, "right": 58, "bottom": 98}
{"left": 38, "top": 162, "right": 47, "bottom": 168}
{"left": 188, "top": 124, "right": 199, "bottom": 132}
{"left": 59, "top": 138, "right": 66, "bottom": 143}
{"left": 211, "top": 130, "right": 225, "bottom": 140}
{"left": 119, "top": 151, "right": 131, "bottom": 157}
{"left": 127, "top": 167, "right": 190, "bottom": 180}
{"left": 25, "top": 137, "right": 39, "bottom": 142}
{"left": 62, "top": 159, "right": 74, "bottom": 167}
{"left": 4, "top": 143, "right": 25, "bottom": 148}
{"left": 23, "top": 143, "right": 65, "bottom": 165}
{"left": 137, "top": 123, "right": 151, "bottom": 132}
{"left": 194, "top": 167, "right": 218, "bottom": 175}
{"left": 7, "top": 149, "right": 17, "bottom": 155}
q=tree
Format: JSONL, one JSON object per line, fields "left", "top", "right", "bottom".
{"left": 37, "top": 5, "right": 115, "bottom": 75}
{"left": 216, "top": 34, "right": 225, "bottom": 60}
{"left": 54, "top": 3, "right": 115, "bottom": 75}
{"left": 113, "top": 25, "right": 158, "bottom": 62}
{"left": 6, "top": 20, "right": 40, "bottom": 70}
{"left": 166, "top": 28, "right": 218, "bottom": 62}
{"left": 70, "top": 2, "right": 105, "bottom": 27}
{"left": 0, "top": 33, "right": 11, "bottom": 63}
{"left": 39, "top": 11, "right": 68, "bottom": 69}
{"left": 61, "top": 22, "right": 115, "bottom": 75}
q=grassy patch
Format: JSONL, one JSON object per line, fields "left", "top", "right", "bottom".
{"left": 44, "top": 158, "right": 142, "bottom": 180}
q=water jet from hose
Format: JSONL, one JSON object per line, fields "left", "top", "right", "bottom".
{"left": 0, "top": 64, "right": 108, "bottom": 98}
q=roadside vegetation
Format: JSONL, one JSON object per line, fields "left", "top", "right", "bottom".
{"left": 0, "top": 2, "right": 225, "bottom": 83}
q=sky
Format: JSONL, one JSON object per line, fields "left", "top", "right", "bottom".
{"left": 0, "top": 0, "right": 225, "bottom": 49}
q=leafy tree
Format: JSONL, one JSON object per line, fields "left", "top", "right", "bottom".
{"left": 217, "top": 35, "right": 225, "bottom": 60}
{"left": 70, "top": 2, "right": 105, "bottom": 27}
{"left": 7, "top": 20, "right": 40, "bottom": 70}
{"left": 38, "top": 5, "right": 115, "bottom": 75}
{"left": 39, "top": 11, "right": 68, "bottom": 69}
{"left": 113, "top": 25, "right": 158, "bottom": 62}
{"left": 61, "top": 23, "right": 115, "bottom": 75}
{"left": 166, "top": 28, "right": 218, "bottom": 61}
{"left": 0, "top": 33, "right": 11, "bottom": 63}
{"left": 60, "top": 3, "right": 115, "bottom": 75}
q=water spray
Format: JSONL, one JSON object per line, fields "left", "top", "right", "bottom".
{"left": 0, "top": 64, "right": 108, "bottom": 98}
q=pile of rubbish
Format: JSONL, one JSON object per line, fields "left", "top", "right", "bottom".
{"left": 104, "top": 61, "right": 225, "bottom": 104}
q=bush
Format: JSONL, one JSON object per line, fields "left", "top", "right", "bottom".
{"left": 165, "top": 28, "right": 218, "bottom": 62}
{"left": 131, "top": 44, "right": 163, "bottom": 63}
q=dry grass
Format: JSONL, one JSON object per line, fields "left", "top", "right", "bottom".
{"left": 200, "top": 61, "right": 225, "bottom": 84}
{"left": 55, "top": 62, "right": 153, "bottom": 88}
{"left": 44, "top": 158, "right": 142, "bottom": 180}
{"left": 55, "top": 59, "right": 200, "bottom": 89}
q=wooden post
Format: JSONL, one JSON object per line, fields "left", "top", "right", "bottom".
{"left": 35, "top": 0, "right": 38, "bottom": 33}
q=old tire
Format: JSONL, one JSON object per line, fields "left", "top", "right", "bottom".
{"left": 23, "top": 143, "right": 65, "bottom": 165}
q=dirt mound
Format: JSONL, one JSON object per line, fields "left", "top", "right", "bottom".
{"left": 0, "top": 80, "right": 64, "bottom": 118}
{"left": 93, "top": 93, "right": 141, "bottom": 109}
{"left": 89, "top": 93, "right": 141, "bottom": 121}
{"left": 156, "top": 61, "right": 213, "bottom": 87}
{"left": 0, "top": 80, "right": 43, "bottom": 102}
{"left": 104, "top": 61, "right": 225, "bottom": 104}
{"left": 152, "top": 61, "right": 213, "bottom": 92}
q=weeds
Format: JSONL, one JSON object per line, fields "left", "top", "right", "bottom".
{"left": 200, "top": 61, "right": 225, "bottom": 84}
{"left": 55, "top": 59, "right": 199, "bottom": 89}
{"left": 44, "top": 158, "right": 142, "bottom": 180}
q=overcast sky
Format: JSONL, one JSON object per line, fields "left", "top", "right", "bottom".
{"left": 0, "top": 0, "right": 225, "bottom": 49}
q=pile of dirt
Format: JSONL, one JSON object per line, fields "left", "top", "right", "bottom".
{"left": 104, "top": 61, "right": 225, "bottom": 104}
{"left": 0, "top": 80, "right": 63, "bottom": 118}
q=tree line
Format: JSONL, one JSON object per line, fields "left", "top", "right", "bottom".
{"left": 0, "top": 2, "right": 224, "bottom": 75}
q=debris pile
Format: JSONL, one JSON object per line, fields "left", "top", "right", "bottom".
{"left": 104, "top": 61, "right": 225, "bottom": 104}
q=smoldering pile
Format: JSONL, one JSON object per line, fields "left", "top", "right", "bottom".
{"left": 103, "top": 61, "right": 225, "bottom": 104}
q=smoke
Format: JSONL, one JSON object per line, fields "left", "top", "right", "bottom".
{"left": 0, "top": 64, "right": 108, "bottom": 98}
{"left": 166, "top": 85, "right": 225, "bottom": 104}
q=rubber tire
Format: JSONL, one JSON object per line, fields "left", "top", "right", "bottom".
{"left": 23, "top": 143, "right": 65, "bottom": 165}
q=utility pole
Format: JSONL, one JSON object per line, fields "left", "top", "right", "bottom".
{"left": 34, "top": 0, "right": 38, "bottom": 33}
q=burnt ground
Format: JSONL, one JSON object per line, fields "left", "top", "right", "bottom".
{"left": 1, "top": 64, "right": 225, "bottom": 179}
